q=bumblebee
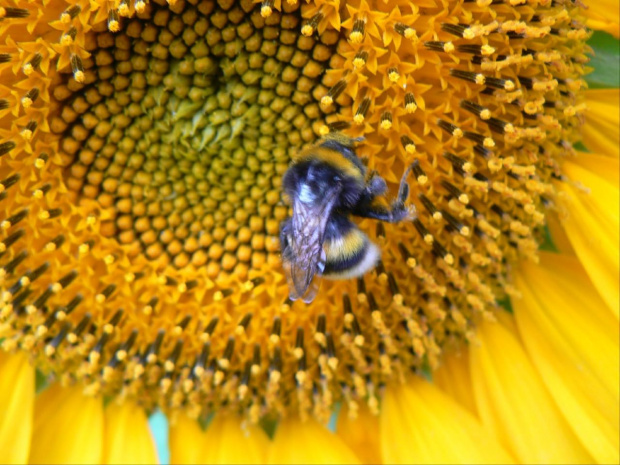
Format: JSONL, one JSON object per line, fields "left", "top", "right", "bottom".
{"left": 280, "top": 133, "right": 416, "bottom": 303}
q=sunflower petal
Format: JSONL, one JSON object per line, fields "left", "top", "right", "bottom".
{"left": 171, "top": 414, "right": 268, "bottom": 464}
{"left": 432, "top": 346, "right": 478, "bottom": 415}
{"left": 202, "top": 415, "right": 269, "bottom": 464}
{"left": 380, "top": 377, "right": 514, "bottom": 464}
{"left": 0, "top": 352, "right": 34, "bottom": 464}
{"left": 169, "top": 414, "right": 206, "bottom": 465}
{"left": 545, "top": 210, "right": 576, "bottom": 255}
{"left": 514, "top": 253, "right": 620, "bottom": 464}
{"left": 470, "top": 317, "right": 594, "bottom": 464}
{"left": 557, "top": 154, "right": 620, "bottom": 318}
{"left": 336, "top": 403, "right": 382, "bottom": 465}
{"left": 582, "top": 2, "right": 620, "bottom": 37}
{"left": 103, "top": 402, "right": 158, "bottom": 464}
{"left": 28, "top": 384, "right": 104, "bottom": 464}
{"left": 583, "top": 89, "right": 620, "bottom": 157}
{"left": 268, "top": 417, "right": 360, "bottom": 464}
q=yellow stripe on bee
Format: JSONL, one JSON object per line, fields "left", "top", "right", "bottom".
{"left": 295, "top": 146, "right": 364, "bottom": 183}
{"left": 324, "top": 228, "right": 366, "bottom": 261}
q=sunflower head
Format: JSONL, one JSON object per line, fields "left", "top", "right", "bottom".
{"left": 0, "top": 0, "right": 590, "bottom": 424}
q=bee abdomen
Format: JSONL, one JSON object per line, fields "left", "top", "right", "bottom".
{"left": 322, "top": 228, "right": 380, "bottom": 280}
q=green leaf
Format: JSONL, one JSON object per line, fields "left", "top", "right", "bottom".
{"left": 35, "top": 369, "right": 50, "bottom": 393}
{"left": 587, "top": 31, "right": 620, "bottom": 89}
{"left": 538, "top": 224, "right": 559, "bottom": 253}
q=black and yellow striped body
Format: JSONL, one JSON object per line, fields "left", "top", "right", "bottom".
{"left": 322, "top": 214, "right": 379, "bottom": 279}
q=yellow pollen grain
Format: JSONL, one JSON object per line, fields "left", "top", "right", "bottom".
{"left": 349, "top": 31, "right": 363, "bottom": 43}
{"left": 443, "top": 42, "right": 455, "bottom": 53}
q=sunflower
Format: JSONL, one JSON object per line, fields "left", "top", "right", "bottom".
{"left": 0, "top": 0, "right": 618, "bottom": 463}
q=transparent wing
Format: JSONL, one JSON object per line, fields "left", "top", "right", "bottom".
{"left": 282, "top": 191, "right": 336, "bottom": 303}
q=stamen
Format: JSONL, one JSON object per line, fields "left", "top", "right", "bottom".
{"left": 0, "top": 142, "right": 16, "bottom": 157}
{"left": 70, "top": 55, "right": 85, "bottom": 83}
{"left": 0, "top": 230, "right": 25, "bottom": 255}
{"left": 353, "top": 50, "right": 368, "bottom": 68}
{"left": 0, "top": 7, "right": 29, "bottom": 18}
{"left": 60, "top": 5, "right": 81, "bottom": 23}
{"left": 418, "top": 194, "right": 443, "bottom": 221}
{"left": 404, "top": 93, "right": 417, "bottom": 113}
{"left": 394, "top": 22, "right": 416, "bottom": 39}
{"left": 380, "top": 111, "right": 392, "bottom": 130}
{"left": 424, "top": 41, "right": 455, "bottom": 53}
{"left": 354, "top": 97, "right": 371, "bottom": 124}
{"left": 413, "top": 219, "right": 434, "bottom": 244}
{"left": 23, "top": 53, "right": 41, "bottom": 75}
{"left": 411, "top": 160, "right": 428, "bottom": 184}
{"left": 301, "top": 13, "right": 323, "bottom": 37}
{"left": 450, "top": 69, "right": 486, "bottom": 86}
{"left": 321, "top": 80, "right": 347, "bottom": 107}
{"left": 108, "top": 9, "right": 121, "bottom": 32}
{"left": 400, "top": 135, "right": 416, "bottom": 154}
{"left": 21, "top": 88, "right": 39, "bottom": 108}
{"left": 437, "top": 119, "right": 464, "bottom": 138}
{"left": 441, "top": 180, "right": 470, "bottom": 204}
{"left": 349, "top": 19, "right": 366, "bottom": 44}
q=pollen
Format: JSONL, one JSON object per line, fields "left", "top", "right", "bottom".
{"left": 0, "top": 0, "right": 590, "bottom": 425}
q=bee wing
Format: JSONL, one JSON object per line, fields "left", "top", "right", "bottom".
{"left": 283, "top": 191, "right": 337, "bottom": 303}
{"left": 282, "top": 254, "right": 322, "bottom": 303}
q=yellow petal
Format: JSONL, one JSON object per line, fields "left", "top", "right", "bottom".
{"left": 583, "top": 89, "right": 620, "bottom": 157}
{"left": 515, "top": 253, "right": 620, "bottom": 464}
{"left": 546, "top": 210, "right": 575, "bottom": 255}
{"left": 470, "top": 318, "right": 594, "bottom": 464}
{"left": 380, "top": 377, "right": 514, "bottom": 464}
{"left": 268, "top": 417, "right": 360, "bottom": 464}
{"left": 557, "top": 154, "right": 620, "bottom": 318}
{"left": 0, "top": 352, "right": 34, "bottom": 464}
{"left": 28, "top": 384, "right": 104, "bottom": 464}
{"left": 582, "top": 1, "right": 620, "bottom": 37}
{"left": 171, "top": 413, "right": 268, "bottom": 464}
{"left": 336, "top": 403, "right": 382, "bottom": 465}
{"left": 203, "top": 415, "right": 269, "bottom": 464}
{"left": 169, "top": 414, "right": 206, "bottom": 465}
{"left": 103, "top": 401, "right": 158, "bottom": 464}
{"left": 432, "top": 346, "right": 478, "bottom": 415}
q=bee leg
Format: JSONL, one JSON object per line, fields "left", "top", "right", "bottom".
{"left": 352, "top": 201, "right": 416, "bottom": 223}
{"left": 353, "top": 163, "right": 417, "bottom": 223}
{"left": 397, "top": 161, "right": 417, "bottom": 204}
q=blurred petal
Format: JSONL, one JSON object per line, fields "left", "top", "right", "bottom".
{"left": 28, "top": 384, "right": 104, "bottom": 464}
{"left": 546, "top": 210, "right": 575, "bottom": 255}
{"left": 471, "top": 318, "right": 593, "bottom": 464}
{"left": 380, "top": 377, "right": 514, "bottom": 464}
{"left": 0, "top": 352, "right": 34, "bottom": 464}
{"left": 202, "top": 415, "right": 269, "bottom": 464}
{"left": 583, "top": 89, "right": 620, "bottom": 157}
{"left": 336, "top": 403, "right": 381, "bottom": 465}
{"left": 557, "top": 154, "right": 620, "bottom": 318}
{"left": 268, "top": 417, "right": 360, "bottom": 464}
{"left": 582, "top": 2, "right": 620, "bottom": 37}
{"left": 432, "top": 346, "right": 478, "bottom": 415}
{"left": 169, "top": 414, "right": 206, "bottom": 465}
{"left": 515, "top": 253, "right": 619, "bottom": 464}
{"left": 171, "top": 414, "right": 268, "bottom": 464}
{"left": 103, "top": 401, "right": 159, "bottom": 464}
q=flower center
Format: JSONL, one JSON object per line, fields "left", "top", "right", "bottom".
{"left": 56, "top": 0, "right": 334, "bottom": 276}
{"left": 0, "top": 0, "right": 588, "bottom": 423}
